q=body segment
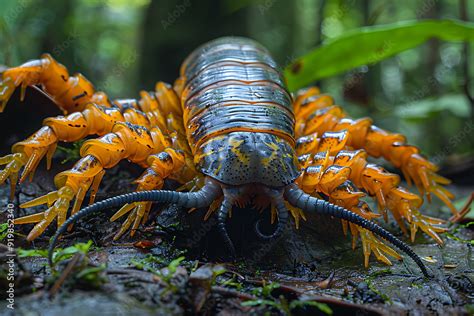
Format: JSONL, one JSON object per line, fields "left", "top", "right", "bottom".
{"left": 180, "top": 37, "right": 299, "bottom": 187}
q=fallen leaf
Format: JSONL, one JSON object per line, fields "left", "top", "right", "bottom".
{"left": 133, "top": 239, "right": 159, "bottom": 249}
{"left": 443, "top": 264, "right": 457, "bottom": 269}
{"left": 421, "top": 256, "right": 437, "bottom": 263}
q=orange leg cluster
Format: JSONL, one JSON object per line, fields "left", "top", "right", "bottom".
{"left": 0, "top": 93, "right": 168, "bottom": 195}
{"left": 296, "top": 129, "right": 446, "bottom": 243}
{"left": 14, "top": 122, "right": 174, "bottom": 240}
{"left": 297, "top": 154, "right": 400, "bottom": 266}
{"left": 0, "top": 54, "right": 95, "bottom": 113}
{"left": 293, "top": 87, "right": 455, "bottom": 214}
{"left": 0, "top": 55, "right": 196, "bottom": 240}
{"left": 332, "top": 149, "right": 447, "bottom": 244}
{"left": 295, "top": 131, "right": 402, "bottom": 266}
{"left": 293, "top": 88, "right": 451, "bottom": 266}
{"left": 110, "top": 148, "right": 185, "bottom": 239}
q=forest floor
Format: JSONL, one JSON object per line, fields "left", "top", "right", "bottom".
{"left": 0, "top": 157, "right": 473, "bottom": 316}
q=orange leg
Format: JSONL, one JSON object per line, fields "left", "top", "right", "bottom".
{"left": 332, "top": 150, "right": 447, "bottom": 245}
{"left": 0, "top": 52, "right": 182, "bottom": 126}
{"left": 156, "top": 81, "right": 197, "bottom": 184}
{"left": 110, "top": 148, "right": 185, "bottom": 239}
{"left": 296, "top": 129, "right": 447, "bottom": 244}
{"left": 100, "top": 82, "right": 197, "bottom": 186}
{"left": 0, "top": 93, "right": 166, "bottom": 196}
{"left": 0, "top": 54, "right": 96, "bottom": 113}
{"left": 14, "top": 122, "right": 172, "bottom": 240}
{"left": 0, "top": 54, "right": 196, "bottom": 239}
{"left": 0, "top": 52, "right": 193, "bottom": 191}
{"left": 0, "top": 54, "right": 154, "bottom": 114}
{"left": 293, "top": 87, "right": 455, "bottom": 214}
{"left": 295, "top": 128, "right": 447, "bottom": 264}
{"left": 114, "top": 81, "right": 195, "bottom": 183}
{"left": 296, "top": 149, "right": 401, "bottom": 266}
{"left": 0, "top": 53, "right": 190, "bottom": 143}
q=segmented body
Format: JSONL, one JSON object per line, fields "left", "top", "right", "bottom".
{"left": 179, "top": 38, "right": 299, "bottom": 186}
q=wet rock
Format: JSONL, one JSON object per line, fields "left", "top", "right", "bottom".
{"left": 188, "top": 264, "right": 226, "bottom": 313}
{"left": 353, "top": 281, "right": 386, "bottom": 304}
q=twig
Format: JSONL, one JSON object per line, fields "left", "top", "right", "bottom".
{"left": 211, "top": 286, "right": 257, "bottom": 301}
{"left": 246, "top": 271, "right": 335, "bottom": 290}
{"left": 49, "top": 253, "right": 83, "bottom": 297}
{"left": 242, "top": 277, "right": 385, "bottom": 315}
{"left": 449, "top": 192, "right": 474, "bottom": 223}
{"left": 224, "top": 269, "right": 246, "bottom": 281}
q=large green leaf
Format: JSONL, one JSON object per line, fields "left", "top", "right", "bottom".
{"left": 284, "top": 20, "right": 474, "bottom": 91}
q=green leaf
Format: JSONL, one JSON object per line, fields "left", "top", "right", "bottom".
{"left": 17, "top": 248, "right": 48, "bottom": 258}
{"left": 241, "top": 299, "right": 280, "bottom": 308}
{"left": 219, "top": 277, "right": 243, "bottom": 290}
{"left": 167, "top": 256, "right": 185, "bottom": 274}
{"left": 130, "top": 258, "right": 159, "bottom": 275}
{"left": 0, "top": 222, "right": 20, "bottom": 241}
{"left": 75, "top": 263, "right": 107, "bottom": 280}
{"left": 56, "top": 140, "right": 85, "bottom": 164}
{"left": 17, "top": 241, "right": 93, "bottom": 265}
{"left": 445, "top": 222, "right": 474, "bottom": 245}
{"left": 211, "top": 265, "right": 226, "bottom": 285}
{"left": 251, "top": 281, "right": 280, "bottom": 297}
{"left": 0, "top": 223, "right": 9, "bottom": 241}
{"left": 284, "top": 19, "right": 474, "bottom": 91}
{"left": 52, "top": 240, "right": 93, "bottom": 264}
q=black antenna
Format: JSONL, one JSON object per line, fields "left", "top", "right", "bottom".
{"left": 48, "top": 182, "right": 221, "bottom": 267}
{"left": 285, "top": 184, "right": 431, "bottom": 277}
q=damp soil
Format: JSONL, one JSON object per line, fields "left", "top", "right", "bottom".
{"left": 0, "top": 88, "right": 473, "bottom": 315}
{"left": 1, "top": 152, "right": 473, "bottom": 315}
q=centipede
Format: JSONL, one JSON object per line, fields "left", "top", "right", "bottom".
{"left": 0, "top": 37, "right": 458, "bottom": 276}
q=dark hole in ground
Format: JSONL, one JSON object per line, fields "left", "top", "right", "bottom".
{"left": 178, "top": 204, "right": 278, "bottom": 261}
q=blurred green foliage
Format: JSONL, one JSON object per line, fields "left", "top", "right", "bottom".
{"left": 284, "top": 20, "right": 474, "bottom": 90}
{"left": 0, "top": 0, "right": 472, "bottom": 169}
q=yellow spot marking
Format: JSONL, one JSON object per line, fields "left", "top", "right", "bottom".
{"left": 230, "top": 139, "right": 249, "bottom": 165}
{"left": 194, "top": 149, "right": 216, "bottom": 163}
{"left": 214, "top": 160, "right": 222, "bottom": 175}
{"left": 261, "top": 142, "right": 278, "bottom": 167}
{"left": 266, "top": 142, "right": 280, "bottom": 151}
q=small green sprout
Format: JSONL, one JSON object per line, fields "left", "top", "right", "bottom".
{"left": 56, "top": 140, "right": 85, "bottom": 164}
{"left": 17, "top": 240, "right": 93, "bottom": 265}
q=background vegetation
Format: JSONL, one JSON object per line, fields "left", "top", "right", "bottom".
{"left": 0, "top": 0, "right": 472, "bottom": 177}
